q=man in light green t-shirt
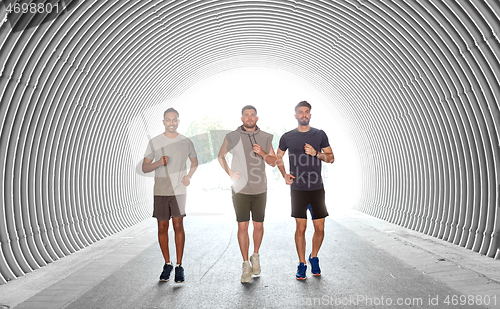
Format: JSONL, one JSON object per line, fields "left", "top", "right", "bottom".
{"left": 142, "top": 107, "right": 198, "bottom": 283}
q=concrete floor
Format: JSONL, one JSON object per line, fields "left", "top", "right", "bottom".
{"left": 1, "top": 188, "right": 500, "bottom": 309}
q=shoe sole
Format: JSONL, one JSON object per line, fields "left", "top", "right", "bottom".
{"left": 175, "top": 280, "right": 184, "bottom": 283}
{"left": 312, "top": 273, "right": 321, "bottom": 276}
{"left": 159, "top": 279, "right": 169, "bottom": 282}
{"left": 296, "top": 276, "right": 306, "bottom": 280}
{"left": 241, "top": 277, "right": 252, "bottom": 283}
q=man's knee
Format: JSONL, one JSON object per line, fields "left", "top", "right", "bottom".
{"left": 238, "top": 221, "right": 249, "bottom": 232}
{"left": 313, "top": 220, "right": 325, "bottom": 233}
{"left": 253, "top": 221, "right": 264, "bottom": 232}
{"left": 172, "top": 218, "right": 184, "bottom": 233}
{"left": 158, "top": 220, "right": 169, "bottom": 234}
{"left": 296, "top": 222, "right": 307, "bottom": 234}
{"left": 296, "top": 227, "right": 307, "bottom": 235}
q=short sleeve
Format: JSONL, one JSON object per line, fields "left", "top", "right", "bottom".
{"left": 188, "top": 139, "right": 197, "bottom": 158}
{"left": 278, "top": 133, "right": 288, "bottom": 152}
{"left": 320, "top": 130, "right": 330, "bottom": 149}
{"left": 144, "top": 140, "right": 155, "bottom": 160}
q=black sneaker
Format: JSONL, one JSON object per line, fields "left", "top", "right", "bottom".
{"left": 159, "top": 263, "right": 173, "bottom": 282}
{"left": 175, "top": 265, "right": 185, "bottom": 283}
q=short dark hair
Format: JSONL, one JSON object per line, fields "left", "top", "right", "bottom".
{"left": 164, "top": 107, "right": 179, "bottom": 118}
{"left": 295, "top": 101, "right": 311, "bottom": 112}
{"left": 241, "top": 105, "right": 257, "bottom": 115}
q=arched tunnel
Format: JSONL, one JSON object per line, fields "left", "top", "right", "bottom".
{"left": 1, "top": 0, "right": 499, "bottom": 286}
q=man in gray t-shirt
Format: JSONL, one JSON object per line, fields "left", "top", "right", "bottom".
{"left": 218, "top": 105, "right": 277, "bottom": 283}
{"left": 142, "top": 108, "right": 198, "bottom": 283}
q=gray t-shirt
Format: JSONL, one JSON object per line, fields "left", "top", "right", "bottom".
{"left": 226, "top": 126, "right": 273, "bottom": 195}
{"left": 144, "top": 133, "right": 197, "bottom": 196}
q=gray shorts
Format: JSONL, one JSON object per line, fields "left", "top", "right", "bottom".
{"left": 153, "top": 195, "right": 186, "bottom": 221}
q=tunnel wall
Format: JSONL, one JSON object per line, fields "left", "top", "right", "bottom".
{"left": 0, "top": 0, "right": 499, "bottom": 283}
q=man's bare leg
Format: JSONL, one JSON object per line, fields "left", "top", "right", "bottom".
{"left": 311, "top": 218, "right": 325, "bottom": 257}
{"left": 237, "top": 221, "right": 250, "bottom": 261}
{"left": 158, "top": 220, "right": 170, "bottom": 263}
{"left": 238, "top": 221, "right": 252, "bottom": 283}
{"left": 295, "top": 218, "right": 307, "bottom": 263}
{"left": 252, "top": 221, "right": 264, "bottom": 254}
{"left": 172, "top": 217, "right": 185, "bottom": 265}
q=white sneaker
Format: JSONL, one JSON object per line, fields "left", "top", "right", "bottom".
{"left": 250, "top": 253, "right": 261, "bottom": 276}
{"left": 241, "top": 261, "right": 252, "bottom": 283}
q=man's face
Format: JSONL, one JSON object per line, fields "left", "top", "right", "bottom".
{"left": 241, "top": 109, "right": 258, "bottom": 129}
{"left": 295, "top": 106, "right": 311, "bottom": 125}
{"left": 163, "top": 111, "right": 179, "bottom": 133}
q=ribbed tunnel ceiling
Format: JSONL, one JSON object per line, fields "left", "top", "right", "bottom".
{"left": 1, "top": 0, "right": 499, "bottom": 283}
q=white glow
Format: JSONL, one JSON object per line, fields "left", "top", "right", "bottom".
{"left": 130, "top": 67, "right": 361, "bottom": 213}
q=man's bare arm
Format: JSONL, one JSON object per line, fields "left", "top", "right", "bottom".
{"left": 253, "top": 144, "right": 277, "bottom": 167}
{"left": 181, "top": 156, "right": 198, "bottom": 186}
{"left": 276, "top": 148, "right": 287, "bottom": 177}
{"left": 142, "top": 156, "right": 167, "bottom": 173}
{"left": 264, "top": 145, "right": 277, "bottom": 167}
{"left": 317, "top": 146, "right": 334, "bottom": 163}
{"left": 217, "top": 137, "right": 231, "bottom": 175}
{"left": 276, "top": 148, "right": 294, "bottom": 185}
{"left": 187, "top": 156, "right": 198, "bottom": 178}
{"left": 218, "top": 137, "right": 241, "bottom": 181}
{"left": 304, "top": 144, "right": 334, "bottom": 163}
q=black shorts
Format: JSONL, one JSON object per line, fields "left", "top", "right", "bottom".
{"left": 291, "top": 188, "right": 328, "bottom": 220}
{"left": 153, "top": 195, "right": 186, "bottom": 221}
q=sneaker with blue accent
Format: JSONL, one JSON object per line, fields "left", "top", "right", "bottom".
{"left": 159, "top": 263, "right": 173, "bottom": 282}
{"left": 296, "top": 262, "right": 307, "bottom": 280}
{"left": 175, "top": 265, "right": 185, "bottom": 283}
{"left": 309, "top": 254, "right": 321, "bottom": 276}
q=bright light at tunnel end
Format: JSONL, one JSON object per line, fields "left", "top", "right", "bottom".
{"left": 129, "top": 67, "right": 362, "bottom": 214}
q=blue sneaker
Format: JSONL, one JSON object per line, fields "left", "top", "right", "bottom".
{"left": 159, "top": 263, "right": 173, "bottom": 282}
{"left": 175, "top": 265, "right": 185, "bottom": 283}
{"left": 309, "top": 254, "right": 321, "bottom": 276}
{"left": 296, "top": 262, "right": 307, "bottom": 280}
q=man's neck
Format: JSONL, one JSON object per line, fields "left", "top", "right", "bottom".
{"left": 163, "top": 131, "right": 179, "bottom": 138}
{"left": 297, "top": 125, "right": 310, "bottom": 132}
